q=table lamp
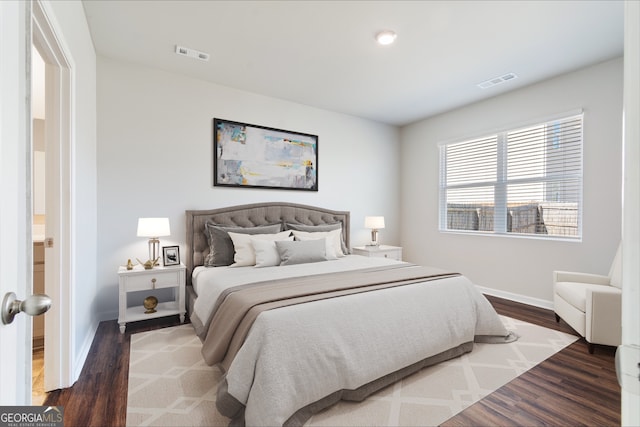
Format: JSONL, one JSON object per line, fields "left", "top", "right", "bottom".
{"left": 364, "top": 216, "right": 385, "bottom": 246}
{"left": 137, "top": 218, "right": 170, "bottom": 265}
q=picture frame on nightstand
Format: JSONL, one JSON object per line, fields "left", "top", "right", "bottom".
{"left": 162, "top": 245, "right": 180, "bottom": 266}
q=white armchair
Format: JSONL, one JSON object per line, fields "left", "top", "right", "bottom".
{"left": 553, "top": 245, "right": 622, "bottom": 353}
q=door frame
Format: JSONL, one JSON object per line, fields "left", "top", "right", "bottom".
{"left": 32, "top": 0, "right": 74, "bottom": 391}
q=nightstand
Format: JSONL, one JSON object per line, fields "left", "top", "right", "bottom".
{"left": 352, "top": 245, "right": 403, "bottom": 261}
{"left": 117, "top": 263, "right": 186, "bottom": 333}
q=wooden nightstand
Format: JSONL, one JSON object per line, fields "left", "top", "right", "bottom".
{"left": 352, "top": 245, "right": 403, "bottom": 261}
{"left": 117, "top": 263, "right": 186, "bottom": 333}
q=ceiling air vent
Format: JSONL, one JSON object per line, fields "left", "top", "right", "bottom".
{"left": 175, "top": 45, "right": 210, "bottom": 62}
{"left": 477, "top": 73, "right": 518, "bottom": 89}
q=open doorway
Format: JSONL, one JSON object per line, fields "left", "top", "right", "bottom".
{"left": 31, "top": 0, "right": 75, "bottom": 397}
{"left": 31, "top": 42, "right": 47, "bottom": 405}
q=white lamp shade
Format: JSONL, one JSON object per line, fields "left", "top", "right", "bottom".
{"left": 364, "top": 216, "right": 385, "bottom": 229}
{"left": 137, "top": 218, "right": 170, "bottom": 238}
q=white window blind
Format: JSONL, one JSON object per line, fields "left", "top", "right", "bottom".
{"left": 439, "top": 113, "right": 583, "bottom": 239}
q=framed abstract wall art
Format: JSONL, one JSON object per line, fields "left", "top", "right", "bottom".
{"left": 213, "top": 118, "right": 318, "bottom": 191}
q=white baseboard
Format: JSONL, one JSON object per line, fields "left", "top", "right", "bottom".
{"left": 73, "top": 320, "right": 99, "bottom": 383}
{"left": 475, "top": 285, "right": 554, "bottom": 310}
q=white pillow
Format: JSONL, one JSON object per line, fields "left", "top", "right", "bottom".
{"left": 290, "top": 228, "right": 344, "bottom": 259}
{"left": 252, "top": 236, "right": 294, "bottom": 267}
{"left": 228, "top": 230, "right": 292, "bottom": 267}
{"left": 275, "top": 239, "right": 328, "bottom": 266}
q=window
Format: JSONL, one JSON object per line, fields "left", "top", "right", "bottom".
{"left": 439, "top": 113, "right": 583, "bottom": 239}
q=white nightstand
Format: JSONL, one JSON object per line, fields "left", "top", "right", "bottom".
{"left": 352, "top": 245, "right": 403, "bottom": 261}
{"left": 117, "top": 263, "right": 186, "bottom": 333}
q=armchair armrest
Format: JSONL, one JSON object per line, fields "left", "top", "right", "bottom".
{"left": 553, "top": 270, "right": 611, "bottom": 286}
{"left": 585, "top": 287, "right": 622, "bottom": 346}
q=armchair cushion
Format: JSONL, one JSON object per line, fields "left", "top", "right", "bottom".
{"left": 555, "top": 281, "right": 620, "bottom": 312}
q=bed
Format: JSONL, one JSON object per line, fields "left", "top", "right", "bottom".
{"left": 185, "top": 202, "right": 515, "bottom": 426}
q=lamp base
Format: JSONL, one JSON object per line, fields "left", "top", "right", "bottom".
{"left": 368, "top": 229, "right": 380, "bottom": 246}
{"left": 148, "top": 238, "right": 160, "bottom": 266}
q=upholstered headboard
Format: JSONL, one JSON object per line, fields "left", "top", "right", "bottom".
{"left": 185, "top": 202, "right": 350, "bottom": 284}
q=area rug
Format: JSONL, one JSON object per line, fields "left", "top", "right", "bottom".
{"left": 126, "top": 316, "right": 577, "bottom": 426}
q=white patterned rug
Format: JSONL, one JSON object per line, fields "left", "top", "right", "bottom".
{"left": 126, "top": 316, "right": 577, "bottom": 426}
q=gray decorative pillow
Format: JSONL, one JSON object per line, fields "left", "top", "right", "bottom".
{"left": 275, "top": 239, "right": 328, "bottom": 266}
{"left": 204, "top": 223, "right": 282, "bottom": 267}
{"left": 284, "top": 222, "right": 348, "bottom": 254}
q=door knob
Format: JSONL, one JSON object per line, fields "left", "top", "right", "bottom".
{"left": 1, "top": 292, "right": 52, "bottom": 325}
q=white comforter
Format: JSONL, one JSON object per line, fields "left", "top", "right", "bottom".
{"left": 192, "top": 255, "right": 407, "bottom": 332}
{"left": 192, "top": 256, "right": 511, "bottom": 426}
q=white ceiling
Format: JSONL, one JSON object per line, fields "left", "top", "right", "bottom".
{"left": 82, "top": 0, "right": 624, "bottom": 126}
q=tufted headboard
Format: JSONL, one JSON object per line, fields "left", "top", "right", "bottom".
{"left": 185, "top": 202, "right": 350, "bottom": 285}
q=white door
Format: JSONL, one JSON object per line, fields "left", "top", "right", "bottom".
{"left": 620, "top": 1, "right": 640, "bottom": 425}
{"left": 0, "top": 0, "right": 32, "bottom": 405}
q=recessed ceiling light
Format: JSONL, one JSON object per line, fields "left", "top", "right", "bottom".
{"left": 376, "top": 30, "right": 397, "bottom": 46}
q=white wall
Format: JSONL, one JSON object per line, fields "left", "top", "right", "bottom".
{"left": 95, "top": 56, "right": 400, "bottom": 319}
{"left": 45, "top": 0, "right": 98, "bottom": 375}
{"left": 400, "top": 58, "right": 623, "bottom": 305}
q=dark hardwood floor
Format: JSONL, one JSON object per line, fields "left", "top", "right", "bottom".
{"left": 43, "top": 296, "right": 620, "bottom": 427}
{"left": 443, "top": 296, "right": 620, "bottom": 427}
{"left": 43, "top": 316, "right": 183, "bottom": 427}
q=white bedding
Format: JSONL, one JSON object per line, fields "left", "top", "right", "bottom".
{"left": 191, "top": 256, "right": 513, "bottom": 426}
{"left": 192, "top": 255, "right": 404, "bottom": 328}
